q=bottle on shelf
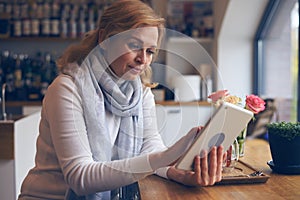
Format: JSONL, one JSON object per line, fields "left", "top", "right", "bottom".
{"left": 40, "top": 53, "right": 55, "bottom": 98}
{"left": 3, "top": 51, "right": 15, "bottom": 100}
{"left": 68, "top": 17, "right": 77, "bottom": 39}
{"left": 166, "top": 1, "right": 214, "bottom": 38}
{"left": 60, "top": 1, "right": 70, "bottom": 38}
{"left": 14, "top": 54, "right": 27, "bottom": 100}
{"left": 50, "top": 0, "right": 60, "bottom": 37}
{"left": 203, "top": 9, "right": 214, "bottom": 38}
{"left": 23, "top": 54, "right": 34, "bottom": 100}
{"left": 68, "top": 3, "right": 79, "bottom": 39}
{"left": 0, "top": 50, "right": 59, "bottom": 101}
{"left": 0, "top": 2, "right": 11, "bottom": 38}
{"left": 78, "top": 4, "right": 87, "bottom": 38}
{"left": 87, "top": 3, "right": 96, "bottom": 31}
{"left": 40, "top": 0, "right": 51, "bottom": 37}
{"left": 60, "top": 1, "right": 70, "bottom": 21}
{"left": 2, "top": 0, "right": 109, "bottom": 39}
{"left": 60, "top": 17, "right": 68, "bottom": 38}
{"left": 30, "top": 2, "right": 41, "bottom": 37}
{"left": 20, "top": 2, "right": 31, "bottom": 37}
{"left": 13, "top": 54, "right": 23, "bottom": 89}
{"left": 0, "top": 52, "right": 4, "bottom": 86}
{"left": 27, "top": 55, "right": 41, "bottom": 101}
{"left": 11, "top": 2, "right": 21, "bottom": 37}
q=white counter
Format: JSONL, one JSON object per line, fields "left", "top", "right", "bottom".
{"left": 0, "top": 110, "right": 41, "bottom": 200}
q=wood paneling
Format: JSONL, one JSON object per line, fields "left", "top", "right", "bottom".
{"left": 0, "top": 122, "right": 14, "bottom": 159}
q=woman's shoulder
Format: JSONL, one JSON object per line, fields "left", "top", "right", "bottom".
{"left": 43, "top": 74, "right": 82, "bottom": 108}
{"left": 46, "top": 74, "right": 78, "bottom": 97}
{"left": 49, "top": 74, "right": 75, "bottom": 89}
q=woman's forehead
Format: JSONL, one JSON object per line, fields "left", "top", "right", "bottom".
{"left": 112, "top": 27, "right": 159, "bottom": 46}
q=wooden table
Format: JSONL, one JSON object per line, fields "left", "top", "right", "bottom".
{"left": 138, "top": 139, "right": 300, "bottom": 200}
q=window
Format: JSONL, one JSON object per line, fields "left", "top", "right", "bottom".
{"left": 255, "top": 0, "right": 299, "bottom": 122}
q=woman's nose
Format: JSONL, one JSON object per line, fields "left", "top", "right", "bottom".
{"left": 135, "top": 49, "right": 147, "bottom": 64}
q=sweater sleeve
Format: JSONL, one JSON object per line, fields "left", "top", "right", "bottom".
{"left": 44, "top": 75, "right": 154, "bottom": 196}
{"left": 141, "top": 87, "right": 167, "bottom": 153}
{"left": 141, "top": 87, "right": 170, "bottom": 179}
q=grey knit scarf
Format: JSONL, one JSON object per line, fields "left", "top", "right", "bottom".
{"left": 63, "top": 45, "right": 144, "bottom": 199}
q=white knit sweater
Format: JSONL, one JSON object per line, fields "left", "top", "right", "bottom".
{"left": 18, "top": 75, "right": 168, "bottom": 199}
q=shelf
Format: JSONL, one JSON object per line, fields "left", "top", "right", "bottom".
{"left": 2, "top": 36, "right": 213, "bottom": 43}
{"left": 155, "top": 100, "right": 211, "bottom": 106}
{"left": 6, "top": 101, "right": 42, "bottom": 107}
{"left": 0, "top": 37, "right": 80, "bottom": 42}
{"left": 6, "top": 101, "right": 210, "bottom": 107}
{"left": 169, "top": 0, "right": 213, "bottom": 2}
{"left": 168, "top": 36, "right": 213, "bottom": 44}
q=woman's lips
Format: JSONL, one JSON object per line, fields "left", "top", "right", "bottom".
{"left": 129, "top": 65, "right": 143, "bottom": 74}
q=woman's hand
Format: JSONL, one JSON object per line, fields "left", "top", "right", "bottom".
{"left": 148, "top": 127, "right": 201, "bottom": 170}
{"left": 167, "top": 146, "right": 225, "bottom": 186}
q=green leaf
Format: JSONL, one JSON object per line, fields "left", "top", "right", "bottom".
{"left": 267, "top": 121, "right": 300, "bottom": 141}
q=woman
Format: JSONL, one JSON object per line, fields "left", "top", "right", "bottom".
{"left": 19, "top": 1, "right": 224, "bottom": 199}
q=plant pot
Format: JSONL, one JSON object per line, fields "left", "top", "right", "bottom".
{"left": 268, "top": 132, "right": 300, "bottom": 174}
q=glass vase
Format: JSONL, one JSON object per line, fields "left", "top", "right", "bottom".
{"left": 237, "top": 126, "right": 247, "bottom": 157}
{"left": 223, "top": 139, "right": 239, "bottom": 172}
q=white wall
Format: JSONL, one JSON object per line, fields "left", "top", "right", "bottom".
{"left": 217, "top": 0, "right": 269, "bottom": 97}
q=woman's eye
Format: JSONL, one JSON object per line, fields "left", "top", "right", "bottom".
{"left": 128, "top": 43, "right": 141, "bottom": 50}
{"left": 147, "top": 49, "right": 156, "bottom": 55}
{"left": 127, "top": 42, "right": 156, "bottom": 55}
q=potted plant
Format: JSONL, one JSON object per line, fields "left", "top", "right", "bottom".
{"left": 267, "top": 121, "right": 300, "bottom": 174}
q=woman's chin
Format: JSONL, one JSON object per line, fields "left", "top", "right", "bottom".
{"left": 122, "top": 72, "right": 140, "bottom": 81}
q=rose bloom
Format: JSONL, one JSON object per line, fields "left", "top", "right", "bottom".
{"left": 224, "top": 95, "right": 242, "bottom": 105}
{"left": 208, "top": 89, "right": 229, "bottom": 103}
{"left": 245, "top": 94, "right": 265, "bottom": 114}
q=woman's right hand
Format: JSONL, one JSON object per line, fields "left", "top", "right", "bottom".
{"left": 148, "top": 126, "right": 201, "bottom": 170}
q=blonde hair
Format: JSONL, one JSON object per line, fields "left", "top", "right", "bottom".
{"left": 56, "top": 0, "right": 165, "bottom": 87}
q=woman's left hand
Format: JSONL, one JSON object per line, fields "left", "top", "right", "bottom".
{"left": 167, "top": 146, "right": 225, "bottom": 186}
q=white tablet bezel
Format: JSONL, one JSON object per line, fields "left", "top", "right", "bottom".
{"left": 175, "top": 102, "right": 254, "bottom": 171}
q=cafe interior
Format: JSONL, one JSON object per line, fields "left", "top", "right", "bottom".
{"left": 0, "top": 0, "right": 299, "bottom": 199}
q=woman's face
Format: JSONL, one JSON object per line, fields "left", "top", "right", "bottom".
{"left": 105, "top": 27, "right": 159, "bottom": 80}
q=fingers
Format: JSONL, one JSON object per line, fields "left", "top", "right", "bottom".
{"left": 208, "top": 147, "right": 217, "bottom": 185}
{"left": 198, "top": 146, "right": 224, "bottom": 186}
{"left": 174, "top": 146, "right": 224, "bottom": 187}
{"left": 216, "top": 146, "right": 225, "bottom": 182}
{"left": 200, "top": 150, "right": 209, "bottom": 185}
{"left": 155, "top": 126, "right": 204, "bottom": 170}
{"left": 188, "top": 126, "right": 204, "bottom": 140}
{"left": 193, "top": 155, "right": 202, "bottom": 184}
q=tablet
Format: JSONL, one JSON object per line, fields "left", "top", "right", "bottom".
{"left": 175, "top": 102, "right": 254, "bottom": 171}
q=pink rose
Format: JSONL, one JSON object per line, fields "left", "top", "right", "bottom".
{"left": 245, "top": 95, "right": 265, "bottom": 114}
{"left": 208, "top": 90, "right": 229, "bottom": 103}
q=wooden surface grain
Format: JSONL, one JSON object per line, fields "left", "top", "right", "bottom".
{"left": 138, "top": 139, "right": 300, "bottom": 200}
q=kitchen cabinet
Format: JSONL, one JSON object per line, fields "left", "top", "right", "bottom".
{"left": 0, "top": 111, "right": 40, "bottom": 200}
{"left": 156, "top": 103, "right": 212, "bottom": 147}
